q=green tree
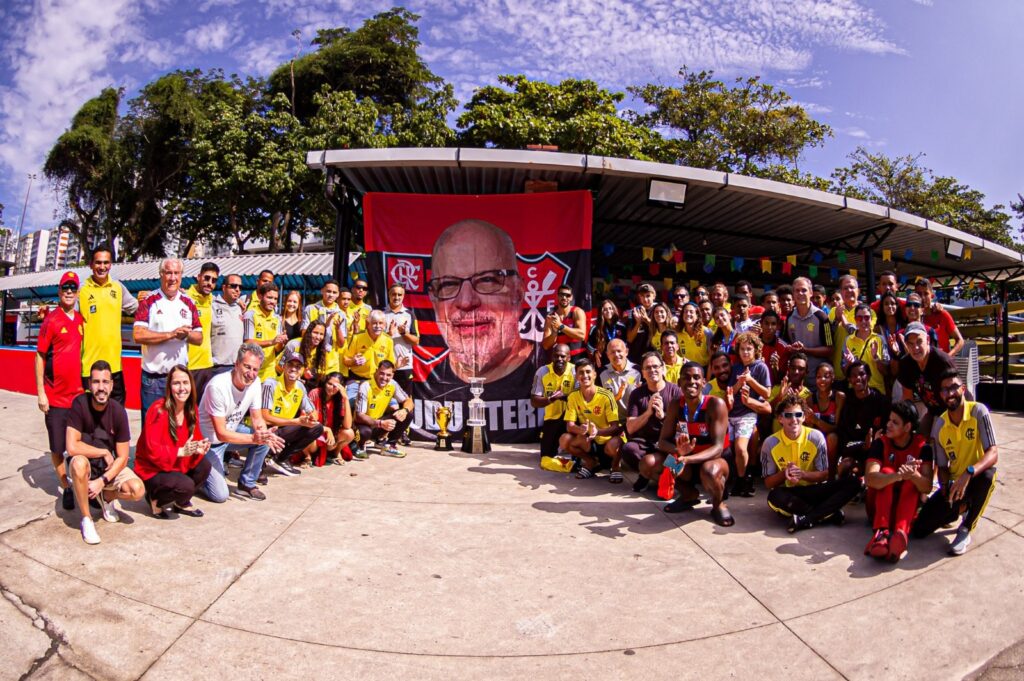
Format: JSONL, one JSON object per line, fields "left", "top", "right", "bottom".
{"left": 457, "top": 74, "right": 664, "bottom": 159}
{"left": 629, "top": 67, "right": 832, "bottom": 179}
{"left": 268, "top": 7, "right": 447, "bottom": 122}
{"left": 831, "top": 147, "right": 1019, "bottom": 249}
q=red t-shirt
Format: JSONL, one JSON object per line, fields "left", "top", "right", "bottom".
{"left": 36, "top": 308, "right": 85, "bottom": 408}
{"left": 133, "top": 402, "right": 206, "bottom": 480}
{"left": 924, "top": 308, "right": 959, "bottom": 353}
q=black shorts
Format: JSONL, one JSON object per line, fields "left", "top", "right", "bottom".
{"left": 540, "top": 418, "right": 567, "bottom": 457}
{"left": 81, "top": 371, "right": 126, "bottom": 406}
{"left": 44, "top": 406, "right": 70, "bottom": 455}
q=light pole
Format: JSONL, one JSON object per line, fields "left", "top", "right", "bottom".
{"left": 14, "top": 173, "right": 37, "bottom": 271}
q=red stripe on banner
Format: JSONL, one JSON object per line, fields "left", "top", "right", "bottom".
{"left": 364, "top": 191, "right": 592, "bottom": 254}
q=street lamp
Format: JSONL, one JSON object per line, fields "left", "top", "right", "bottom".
{"left": 14, "top": 173, "right": 37, "bottom": 271}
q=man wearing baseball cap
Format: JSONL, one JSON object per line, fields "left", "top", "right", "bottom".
{"left": 35, "top": 271, "right": 86, "bottom": 509}
{"left": 897, "top": 320, "right": 958, "bottom": 437}
{"left": 625, "top": 283, "right": 657, "bottom": 363}
{"left": 260, "top": 348, "right": 323, "bottom": 474}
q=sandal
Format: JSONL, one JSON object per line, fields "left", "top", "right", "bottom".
{"left": 711, "top": 506, "right": 735, "bottom": 527}
{"left": 172, "top": 504, "right": 204, "bottom": 518}
{"left": 145, "top": 492, "right": 172, "bottom": 519}
{"left": 575, "top": 467, "right": 594, "bottom": 479}
{"left": 609, "top": 471, "right": 624, "bottom": 484}
{"left": 331, "top": 457, "right": 346, "bottom": 466}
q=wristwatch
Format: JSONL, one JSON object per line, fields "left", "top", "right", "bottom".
{"left": 966, "top": 465, "right": 975, "bottom": 476}
{"left": 557, "top": 324, "right": 566, "bottom": 333}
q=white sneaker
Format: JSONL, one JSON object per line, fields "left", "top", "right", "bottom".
{"left": 98, "top": 494, "right": 120, "bottom": 523}
{"left": 949, "top": 524, "right": 972, "bottom": 556}
{"left": 80, "top": 517, "right": 101, "bottom": 545}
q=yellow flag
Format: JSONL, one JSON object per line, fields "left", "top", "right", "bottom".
{"left": 663, "top": 277, "right": 674, "bottom": 291}
{"left": 882, "top": 249, "right": 892, "bottom": 262}
{"left": 850, "top": 268, "right": 858, "bottom": 279}
{"left": 690, "top": 280, "right": 699, "bottom": 292}
{"left": 642, "top": 247, "right": 654, "bottom": 261}
{"left": 761, "top": 259, "right": 772, "bottom": 274}
{"left": 964, "top": 247, "right": 972, "bottom": 261}
{"left": 675, "top": 261, "right": 686, "bottom": 273}
{"left": 786, "top": 255, "right": 797, "bottom": 265}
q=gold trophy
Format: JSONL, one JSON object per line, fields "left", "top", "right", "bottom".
{"left": 434, "top": 403, "right": 454, "bottom": 451}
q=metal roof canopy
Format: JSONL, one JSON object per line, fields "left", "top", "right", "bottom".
{"left": 306, "top": 148, "right": 1024, "bottom": 287}
{"left": 0, "top": 251, "right": 337, "bottom": 299}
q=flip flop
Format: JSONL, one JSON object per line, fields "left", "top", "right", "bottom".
{"left": 173, "top": 504, "right": 204, "bottom": 518}
{"left": 575, "top": 467, "right": 594, "bottom": 479}
{"left": 663, "top": 497, "right": 699, "bottom": 513}
{"left": 712, "top": 506, "right": 735, "bottom": 527}
{"left": 609, "top": 472, "right": 624, "bottom": 484}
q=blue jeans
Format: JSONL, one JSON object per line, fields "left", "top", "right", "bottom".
{"left": 140, "top": 371, "right": 167, "bottom": 421}
{"left": 201, "top": 424, "right": 269, "bottom": 502}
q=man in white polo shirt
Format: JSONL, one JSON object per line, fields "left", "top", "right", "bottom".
{"left": 133, "top": 258, "right": 203, "bottom": 418}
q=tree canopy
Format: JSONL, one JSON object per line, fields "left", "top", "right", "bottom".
{"left": 39, "top": 7, "right": 1021, "bottom": 259}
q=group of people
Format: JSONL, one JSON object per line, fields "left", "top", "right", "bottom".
{"left": 35, "top": 245, "right": 421, "bottom": 544}
{"left": 531, "top": 274, "right": 997, "bottom": 561}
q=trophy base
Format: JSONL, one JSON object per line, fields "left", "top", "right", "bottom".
{"left": 434, "top": 433, "right": 454, "bottom": 451}
{"left": 460, "top": 424, "right": 491, "bottom": 454}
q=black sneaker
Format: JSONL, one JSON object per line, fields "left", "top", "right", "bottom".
{"left": 61, "top": 486, "right": 75, "bottom": 511}
{"left": 399, "top": 433, "right": 411, "bottom": 447}
{"left": 237, "top": 484, "right": 266, "bottom": 501}
{"left": 632, "top": 475, "right": 649, "bottom": 493}
{"left": 826, "top": 509, "right": 846, "bottom": 526}
{"left": 280, "top": 460, "right": 302, "bottom": 475}
{"left": 788, "top": 514, "right": 813, "bottom": 533}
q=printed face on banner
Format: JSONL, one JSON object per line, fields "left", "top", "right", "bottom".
{"left": 367, "top": 191, "right": 592, "bottom": 444}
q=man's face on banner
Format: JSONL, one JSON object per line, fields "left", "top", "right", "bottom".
{"left": 429, "top": 219, "right": 527, "bottom": 381}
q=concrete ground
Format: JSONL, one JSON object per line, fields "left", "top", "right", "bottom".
{"left": 0, "top": 389, "right": 1022, "bottom": 681}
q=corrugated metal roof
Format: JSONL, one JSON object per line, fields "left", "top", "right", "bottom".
{"left": 307, "top": 148, "right": 1024, "bottom": 284}
{"left": 0, "top": 251, "right": 337, "bottom": 296}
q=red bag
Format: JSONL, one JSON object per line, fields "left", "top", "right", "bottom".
{"left": 657, "top": 467, "right": 676, "bottom": 500}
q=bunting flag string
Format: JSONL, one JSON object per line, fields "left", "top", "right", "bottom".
{"left": 787, "top": 255, "right": 797, "bottom": 265}
{"left": 904, "top": 249, "right": 913, "bottom": 261}
{"left": 661, "top": 247, "right": 674, "bottom": 262}
{"left": 812, "top": 251, "right": 824, "bottom": 264}
{"left": 672, "top": 250, "right": 684, "bottom": 263}
{"left": 642, "top": 247, "right": 655, "bottom": 261}
{"left": 837, "top": 250, "right": 847, "bottom": 264}
{"left": 850, "top": 268, "right": 858, "bottom": 279}
{"left": 782, "top": 261, "right": 792, "bottom": 275}
{"left": 675, "top": 261, "right": 687, "bottom": 273}
{"left": 830, "top": 267, "right": 839, "bottom": 280}
{"left": 663, "top": 277, "right": 674, "bottom": 291}
{"left": 930, "top": 250, "right": 939, "bottom": 263}
{"left": 760, "top": 257, "right": 771, "bottom": 274}
{"left": 882, "top": 249, "right": 892, "bottom": 262}
{"left": 731, "top": 256, "right": 745, "bottom": 272}
{"left": 964, "top": 247, "right": 973, "bottom": 261}
{"left": 808, "top": 265, "right": 818, "bottom": 278}
{"left": 649, "top": 262, "right": 660, "bottom": 275}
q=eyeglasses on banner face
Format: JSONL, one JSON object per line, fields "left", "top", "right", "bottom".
{"left": 427, "top": 269, "right": 518, "bottom": 300}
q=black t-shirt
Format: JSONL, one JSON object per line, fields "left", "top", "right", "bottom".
{"left": 67, "top": 393, "right": 132, "bottom": 454}
{"left": 897, "top": 348, "right": 956, "bottom": 414}
{"left": 837, "top": 388, "right": 890, "bottom": 445}
{"left": 626, "top": 381, "right": 682, "bottom": 443}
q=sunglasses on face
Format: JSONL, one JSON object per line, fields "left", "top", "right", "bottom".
{"left": 354, "top": 285, "right": 368, "bottom": 290}
{"left": 781, "top": 411, "right": 804, "bottom": 419}
{"left": 224, "top": 283, "right": 241, "bottom": 289}
{"left": 60, "top": 284, "right": 78, "bottom": 292}
{"left": 906, "top": 302, "right": 922, "bottom": 308}
{"left": 201, "top": 275, "right": 218, "bottom": 282}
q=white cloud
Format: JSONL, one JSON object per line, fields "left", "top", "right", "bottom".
{"left": 793, "top": 100, "right": 833, "bottom": 115}
{"left": 236, "top": 38, "right": 290, "bottom": 76}
{"left": 185, "top": 18, "right": 239, "bottom": 52}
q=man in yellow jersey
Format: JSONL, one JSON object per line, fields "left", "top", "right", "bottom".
{"left": 353, "top": 360, "right": 413, "bottom": 458}
{"left": 660, "top": 330, "right": 685, "bottom": 385}
{"left": 302, "top": 279, "right": 345, "bottom": 376}
{"left": 347, "top": 279, "right": 373, "bottom": 336}
{"left": 530, "top": 344, "right": 576, "bottom": 461}
{"left": 760, "top": 394, "right": 860, "bottom": 533}
{"left": 912, "top": 369, "right": 998, "bottom": 556}
{"left": 243, "top": 282, "right": 286, "bottom": 380}
{"left": 260, "top": 349, "right": 324, "bottom": 476}
{"left": 560, "top": 358, "right": 623, "bottom": 482}
{"left": 245, "top": 270, "right": 275, "bottom": 312}
{"left": 187, "top": 262, "right": 219, "bottom": 399}
{"left": 342, "top": 309, "right": 397, "bottom": 400}
{"left": 829, "top": 275, "right": 875, "bottom": 387}
{"left": 704, "top": 351, "right": 732, "bottom": 401}
{"left": 78, "top": 243, "right": 139, "bottom": 405}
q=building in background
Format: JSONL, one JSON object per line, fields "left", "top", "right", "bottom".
{"left": 15, "top": 230, "right": 50, "bottom": 273}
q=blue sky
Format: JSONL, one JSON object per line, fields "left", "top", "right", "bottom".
{"left": 1, "top": 0, "right": 1021, "bottom": 241}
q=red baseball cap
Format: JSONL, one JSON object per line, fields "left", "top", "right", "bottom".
{"left": 59, "top": 271, "right": 80, "bottom": 287}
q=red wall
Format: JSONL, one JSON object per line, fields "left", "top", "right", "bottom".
{"left": 1, "top": 347, "right": 142, "bottom": 410}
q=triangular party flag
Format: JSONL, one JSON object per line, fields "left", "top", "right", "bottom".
{"left": 979, "top": 282, "right": 987, "bottom": 291}
{"left": 899, "top": 275, "right": 909, "bottom": 285}
{"left": 837, "top": 250, "right": 847, "bottom": 264}
{"left": 703, "top": 263, "right": 714, "bottom": 274}
{"left": 830, "top": 267, "right": 839, "bottom": 280}
{"left": 812, "top": 251, "right": 824, "bottom": 264}
{"left": 661, "top": 247, "right": 673, "bottom": 262}
{"left": 850, "top": 268, "right": 858, "bottom": 279}
{"left": 663, "top": 277, "right": 674, "bottom": 291}
{"left": 809, "top": 265, "right": 818, "bottom": 278}
{"left": 943, "top": 277, "right": 952, "bottom": 287}
{"left": 704, "top": 254, "right": 716, "bottom": 267}
{"left": 930, "top": 250, "right": 939, "bottom": 263}
{"left": 604, "top": 272, "right": 613, "bottom": 284}
{"left": 675, "top": 261, "right": 687, "bottom": 273}
{"left": 672, "top": 250, "right": 684, "bottom": 263}
{"left": 690, "top": 280, "right": 699, "bottom": 292}
{"left": 760, "top": 257, "right": 771, "bottom": 274}
{"left": 642, "top": 247, "right": 655, "bottom": 261}
{"left": 782, "top": 261, "right": 793, "bottom": 275}
{"left": 649, "top": 262, "right": 660, "bottom": 275}
{"left": 968, "top": 280, "right": 975, "bottom": 290}
{"left": 631, "top": 274, "right": 642, "bottom": 285}
{"left": 904, "top": 249, "right": 913, "bottom": 261}
{"left": 602, "top": 243, "right": 615, "bottom": 257}
{"left": 787, "top": 255, "right": 797, "bottom": 266}
{"left": 882, "top": 249, "right": 892, "bottom": 262}
{"left": 964, "top": 247, "right": 972, "bottom": 261}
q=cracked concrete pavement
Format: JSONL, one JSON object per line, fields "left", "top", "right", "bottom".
{"left": 0, "top": 389, "right": 1023, "bottom": 680}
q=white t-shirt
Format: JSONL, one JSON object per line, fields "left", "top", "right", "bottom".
{"left": 134, "top": 289, "right": 202, "bottom": 374}
{"left": 199, "top": 370, "right": 262, "bottom": 444}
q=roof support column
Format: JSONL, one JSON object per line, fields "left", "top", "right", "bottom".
{"left": 325, "top": 169, "right": 353, "bottom": 285}
{"left": 863, "top": 246, "right": 876, "bottom": 303}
